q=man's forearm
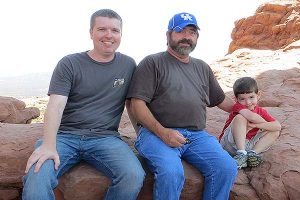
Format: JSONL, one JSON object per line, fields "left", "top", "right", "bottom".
{"left": 131, "top": 98, "right": 165, "bottom": 137}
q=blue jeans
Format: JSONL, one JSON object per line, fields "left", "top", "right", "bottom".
{"left": 22, "top": 133, "right": 145, "bottom": 200}
{"left": 135, "top": 128, "right": 237, "bottom": 200}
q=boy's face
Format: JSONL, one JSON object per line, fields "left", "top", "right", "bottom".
{"left": 236, "top": 91, "right": 260, "bottom": 110}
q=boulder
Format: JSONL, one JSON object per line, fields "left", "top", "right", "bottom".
{"left": 229, "top": 1, "right": 300, "bottom": 53}
{"left": 0, "top": 96, "right": 40, "bottom": 124}
{"left": 0, "top": 115, "right": 205, "bottom": 200}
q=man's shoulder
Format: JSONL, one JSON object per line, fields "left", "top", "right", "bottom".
{"left": 116, "top": 52, "right": 135, "bottom": 61}
{"left": 142, "top": 52, "right": 167, "bottom": 60}
{"left": 190, "top": 57, "right": 209, "bottom": 67}
{"left": 60, "top": 52, "right": 86, "bottom": 62}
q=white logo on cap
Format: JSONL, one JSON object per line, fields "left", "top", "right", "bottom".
{"left": 180, "top": 13, "right": 193, "bottom": 21}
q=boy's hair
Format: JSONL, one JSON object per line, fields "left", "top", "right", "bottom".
{"left": 233, "top": 77, "right": 259, "bottom": 97}
{"left": 90, "top": 9, "right": 122, "bottom": 30}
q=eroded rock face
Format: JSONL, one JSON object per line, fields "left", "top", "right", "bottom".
{"left": 208, "top": 45, "right": 300, "bottom": 200}
{"left": 229, "top": 0, "right": 300, "bottom": 53}
{"left": 1, "top": 1, "right": 300, "bottom": 198}
{"left": 0, "top": 96, "right": 40, "bottom": 124}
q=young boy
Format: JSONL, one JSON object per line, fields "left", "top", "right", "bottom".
{"left": 219, "top": 77, "right": 281, "bottom": 169}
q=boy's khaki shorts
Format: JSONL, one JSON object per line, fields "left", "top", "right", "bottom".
{"left": 220, "top": 122, "right": 265, "bottom": 156}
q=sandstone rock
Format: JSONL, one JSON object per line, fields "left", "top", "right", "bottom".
{"left": 0, "top": 96, "right": 40, "bottom": 124}
{"left": 229, "top": 0, "right": 300, "bottom": 53}
{"left": 1, "top": 1, "right": 300, "bottom": 198}
{"left": 55, "top": 159, "right": 204, "bottom": 200}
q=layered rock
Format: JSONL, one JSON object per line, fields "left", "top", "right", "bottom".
{"left": 229, "top": 0, "right": 300, "bottom": 53}
{"left": 1, "top": 43, "right": 300, "bottom": 199}
{"left": 1, "top": 1, "right": 300, "bottom": 199}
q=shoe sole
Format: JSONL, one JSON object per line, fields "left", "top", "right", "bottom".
{"left": 237, "top": 162, "right": 247, "bottom": 169}
{"left": 247, "top": 156, "right": 262, "bottom": 167}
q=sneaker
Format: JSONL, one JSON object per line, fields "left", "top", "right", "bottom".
{"left": 247, "top": 151, "right": 262, "bottom": 167}
{"left": 233, "top": 152, "right": 247, "bottom": 169}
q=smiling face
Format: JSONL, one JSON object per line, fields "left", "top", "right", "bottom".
{"left": 236, "top": 91, "right": 261, "bottom": 110}
{"left": 89, "top": 16, "right": 122, "bottom": 60}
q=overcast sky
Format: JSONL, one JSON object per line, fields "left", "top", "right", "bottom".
{"left": 0, "top": 0, "right": 269, "bottom": 77}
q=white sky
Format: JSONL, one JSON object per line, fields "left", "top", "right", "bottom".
{"left": 0, "top": 0, "right": 269, "bottom": 77}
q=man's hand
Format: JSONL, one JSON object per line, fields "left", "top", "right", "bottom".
{"left": 25, "top": 144, "right": 60, "bottom": 173}
{"left": 160, "top": 128, "right": 186, "bottom": 147}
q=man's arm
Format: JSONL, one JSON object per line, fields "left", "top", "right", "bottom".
{"left": 130, "top": 98, "right": 186, "bottom": 147}
{"left": 125, "top": 100, "right": 140, "bottom": 134}
{"left": 25, "top": 94, "right": 68, "bottom": 173}
{"left": 217, "top": 95, "right": 235, "bottom": 113}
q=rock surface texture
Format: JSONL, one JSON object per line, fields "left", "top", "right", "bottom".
{"left": 229, "top": 0, "right": 300, "bottom": 53}
{"left": 0, "top": 96, "right": 39, "bottom": 124}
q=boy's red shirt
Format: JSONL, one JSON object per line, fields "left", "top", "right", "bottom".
{"left": 219, "top": 103, "right": 275, "bottom": 141}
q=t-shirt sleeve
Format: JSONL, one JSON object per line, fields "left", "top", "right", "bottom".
{"left": 232, "top": 102, "right": 248, "bottom": 113}
{"left": 207, "top": 67, "right": 225, "bottom": 107}
{"left": 48, "top": 56, "right": 73, "bottom": 97}
{"left": 127, "top": 56, "right": 157, "bottom": 103}
{"left": 257, "top": 107, "right": 276, "bottom": 122}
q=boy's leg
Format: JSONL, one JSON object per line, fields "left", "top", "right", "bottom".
{"left": 22, "top": 133, "right": 81, "bottom": 200}
{"left": 220, "top": 121, "right": 248, "bottom": 169}
{"left": 246, "top": 130, "right": 280, "bottom": 167}
{"left": 231, "top": 114, "right": 248, "bottom": 150}
{"left": 83, "top": 136, "right": 145, "bottom": 200}
{"left": 183, "top": 130, "right": 237, "bottom": 200}
{"left": 135, "top": 128, "right": 184, "bottom": 200}
{"left": 251, "top": 131, "right": 280, "bottom": 153}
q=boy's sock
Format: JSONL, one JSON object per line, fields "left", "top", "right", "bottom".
{"left": 237, "top": 149, "right": 247, "bottom": 155}
{"left": 234, "top": 149, "right": 248, "bottom": 169}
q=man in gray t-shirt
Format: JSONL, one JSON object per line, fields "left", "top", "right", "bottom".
{"left": 127, "top": 12, "right": 237, "bottom": 200}
{"left": 22, "top": 9, "right": 144, "bottom": 200}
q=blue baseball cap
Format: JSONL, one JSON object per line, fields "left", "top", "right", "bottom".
{"left": 168, "top": 12, "right": 200, "bottom": 33}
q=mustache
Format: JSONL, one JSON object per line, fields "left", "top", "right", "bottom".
{"left": 178, "top": 39, "right": 193, "bottom": 46}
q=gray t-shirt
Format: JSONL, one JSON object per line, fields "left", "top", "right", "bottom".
{"left": 127, "top": 51, "right": 224, "bottom": 131}
{"left": 49, "top": 52, "right": 136, "bottom": 136}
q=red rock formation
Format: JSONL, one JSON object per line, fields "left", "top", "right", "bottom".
{"left": 229, "top": 0, "right": 300, "bottom": 53}
{"left": 1, "top": 44, "right": 300, "bottom": 199}
{"left": 1, "top": 1, "right": 300, "bottom": 198}
{"left": 0, "top": 96, "right": 40, "bottom": 124}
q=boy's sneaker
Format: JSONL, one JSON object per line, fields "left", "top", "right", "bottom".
{"left": 247, "top": 151, "right": 262, "bottom": 167}
{"left": 233, "top": 152, "right": 247, "bottom": 169}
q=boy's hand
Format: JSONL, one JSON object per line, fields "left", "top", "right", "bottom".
{"left": 248, "top": 122, "right": 257, "bottom": 129}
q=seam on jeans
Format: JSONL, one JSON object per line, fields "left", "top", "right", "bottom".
{"left": 57, "top": 152, "right": 78, "bottom": 176}
{"left": 89, "top": 154, "right": 115, "bottom": 178}
{"left": 188, "top": 147, "right": 216, "bottom": 200}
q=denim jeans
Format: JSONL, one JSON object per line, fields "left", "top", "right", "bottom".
{"left": 22, "top": 133, "right": 145, "bottom": 200}
{"left": 135, "top": 128, "right": 237, "bottom": 200}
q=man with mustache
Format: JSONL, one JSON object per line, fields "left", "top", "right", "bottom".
{"left": 127, "top": 12, "right": 238, "bottom": 200}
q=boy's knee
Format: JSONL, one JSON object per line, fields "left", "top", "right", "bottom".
{"left": 272, "top": 130, "right": 281, "bottom": 138}
{"left": 233, "top": 114, "right": 248, "bottom": 123}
